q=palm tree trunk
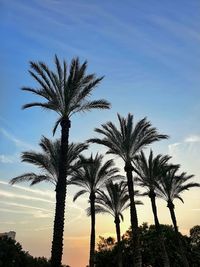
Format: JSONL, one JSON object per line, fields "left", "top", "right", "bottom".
{"left": 51, "top": 118, "right": 71, "bottom": 267}
{"left": 167, "top": 200, "right": 189, "bottom": 267}
{"left": 167, "top": 200, "right": 178, "bottom": 232}
{"left": 149, "top": 191, "right": 170, "bottom": 267}
{"left": 115, "top": 216, "right": 123, "bottom": 267}
{"left": 124, "top": 162, "right": 141, "bottom": 267}
{"left": 89, "top": 193, "right": 96, "bottom": 267}
{"left": 115, "top": 216, "right": 121, "bottom": 244}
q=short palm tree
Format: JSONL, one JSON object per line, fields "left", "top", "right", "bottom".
{"left": 155, "top": 166, "right": 200, "bottom": 267}
{"left": 69, "top": 154, "right": 119, "bottom": 267}
{"left": 155, "top": 166, "right": 199, "bottom": 232}
{"left": 95, "top": 181, "right": 130, "bottom": 244}
{"left": 133, "top": 150, "right": 171, "bottom": 267}
{"left": 22, "top": 56, "right": 110, "bottom": 267}
{"left": 95, "top": 181, "right": 142, "bottom": 267}
{"left": 88, "top": 113, "right": 168, "bottom": 267}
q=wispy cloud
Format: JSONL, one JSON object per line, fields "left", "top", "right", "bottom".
{"left": 0, "top": 220, "right": 16, "bottom": 225}
{"left": 0, "top": 200, "right": 52, "bottom": 212}
{"left": 4, "top": 0, "right": 200, "bottom": 87}
{"left": 0, "top": 207, "right": 28, "bottom": 214}
{"left": 0, "top": 220, "right": 30, "bottom": 225}
{"left": 34, "top": 225, "right": 52, "bottom": 231}
{"left": 0, "top": 154, "right": 15, "bottom": 163}
{"left": 0, "top": 128, "right": 34, "bottom": 150}
{"left": 33, "top": 210, "right": 52, "bottom": 218}
{"left": 169, "top": 134, "right": 200, "bottom": 155}
{"left": 0, "top": 181, "right": 85, "bottom": 223}
{"left": 192, "top": 208, "right": 200, "bottom": 211}
{"left": 168, "top": 134, "right": 200, "bottom": 177}
{"left": 0, "top": 207, "right": 52, "bottom": 218}
{"left": 185, "top": 135, "right": 200, "bottom": 143}
{"left": 0, "top": 180, "right": 55, "bottom": 199}
{"left": 65, "top": 208, "right": 84, "bottom": 226}
{"left": 168, "top": 142, "right": 181, "bottom": 154}
{"left": 0, "top": 189, "right": 54, "bottom": 204}
{"left": 150, "top": 14, "right": 200, "bottom": 44}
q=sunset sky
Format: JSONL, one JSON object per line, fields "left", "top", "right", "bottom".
{"left": 0, "top": 0, "right": 200, "bottom": 266}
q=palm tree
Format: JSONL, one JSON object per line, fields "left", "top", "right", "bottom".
{"left": 69, "top": 154, "right": 119, "bottom": 267}
{"left": 10, "top": 137, "right": 87, "bottom": 267}
{"left": 155, "top": 166, "right": 200, "bottom": 267}
{"left": 133, "top": 150, "right": 171, "bottom": 267}
{"left": 21, "top": 56, "right": 110, "bottom": 267}
{"left": 95, "top": 181, "right": 130, "bottom": 244}
{"left": 95, "top": 181, "right": 142, "bottom": 267}
{"left": 10, "top": 137, "right": 87, "bottom": 187}
{"left": 88, "top": 113, "right": 168, "bottom": 267}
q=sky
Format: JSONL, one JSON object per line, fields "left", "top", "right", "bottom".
{"left": 0, "top": 0, "right": 200, "bottom": 266}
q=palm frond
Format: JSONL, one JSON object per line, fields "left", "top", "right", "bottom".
{"left": 52, "top": 117, "right": 62, "bottom": 136}
{"left": 10, "top": 173, "right": 38, "bottom": 185}
{"left": 155, "top": 166, "right": 198, "bottom": 205}
{"left": 69, "top": 153, "right": 120, "bottom": 204}
{"left": 30, "top": 175, "right": 55, "bottom": 186}
{"left": 95, "top": 180, "right": 130, "bottom": 219}
{"left": 73, "top": 190, "right": 88, "bottom": 202}
{"left": 88, "top": 113, "right": 168, "bottom": 163}
{"left": 22, "top": 102, "right": 56, "bottom": 111}
{"left": 10, "top": 137, "right": 86, "bottom": 189}
{"left": 22, "top": 56, "right": 110, "bottom": 122}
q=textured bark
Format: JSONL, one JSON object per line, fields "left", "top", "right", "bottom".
{"left": 115, "top": 216, "right": 121, "bottom": 244}
{"left": 89, "top": 193, "right": 96, "bottom": 267}
{"left": 124, "top": 163, "right": 141, "bottom": 267}
{"left": 149, "top": 191, "right": 170, "bottom": 267}
{"left": 168, "top": 201, "right": 189, "bottom": 267}
{"left": 51, "top": 118, "right": 70, "bottom": 267}
{"left": 115, "top": 216, "right": 123, "bottom": 267}
{"left": 168, "top": 201, "right": 178, "bottom": 233}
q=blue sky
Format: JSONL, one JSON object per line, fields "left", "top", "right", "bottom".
{"left": 0, "top": 0, "right": 200, "bottom": 266}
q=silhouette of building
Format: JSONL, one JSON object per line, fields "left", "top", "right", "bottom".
{"left": 0, "top": 231, "right": 16, "bottom": 240}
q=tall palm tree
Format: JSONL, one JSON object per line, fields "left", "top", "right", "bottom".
{"left": 155, "top": 166, "right": 200, "bottom": 267}
{"left": 22, "top": 56, "right": 110, "bottom": 267}
{"left": 69, "top": 154, "right": 119, "bottom": 267}
{"left": 88, "top": 113, "right": 168, "bottom": 267}
{"left": 95, "top": 181, "right": 142, "bottom": 267}
{"left": 133, "top": 150, "right": 171, "bottom": 267}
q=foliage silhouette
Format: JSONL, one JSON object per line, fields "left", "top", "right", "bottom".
{"left": 10, "top": 137, "right": 87, "bottom": 267}
{"left": 88, "top": 113, "right": 168, "bottom": 267}
{"left": 95, "top": 180, "right": 142, "bottom": 267}
{"left": 133, "top": 150, "right": 171, "bottom": 266}
{"left": 95, "top": 223, "right": 200, "bottom": 267}
{"left": 155, "top": 166, "right": 200, "bottom": 267}
{"left": 10, "top": 136, "right": 87, "bottom": 186}
{"left": 21, "top": 55, "right": 110, "bottom": 267}
{"left": 0, "top": 236, "right": 71, "bottom": 267}
{"left": 69, "top": 154, "right": 119, "bottom": 267}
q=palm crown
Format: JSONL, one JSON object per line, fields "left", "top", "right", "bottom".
{"left": 69, "top": 154, "right": 120, "bottom": 201}
{"left": 88, "top": 113, "right": 168, "bottom": 163}
{"left": 22, "top": 55, "right": 110, "bottom": 134}
{"left": 95, "top": 181, "right": 141, "bottom": 221}
{"left": 155, "top": 166, "right": 199, "bottom": 203}
{"left": 133, "top": 150, "right": 172, "bottom": 193}
{"left": 10, "top": 137, "right": 88, "bottom": 187}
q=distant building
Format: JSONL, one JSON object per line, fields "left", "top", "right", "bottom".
{"left": 0, "top": 231, "right": 16, "bottom": 240}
